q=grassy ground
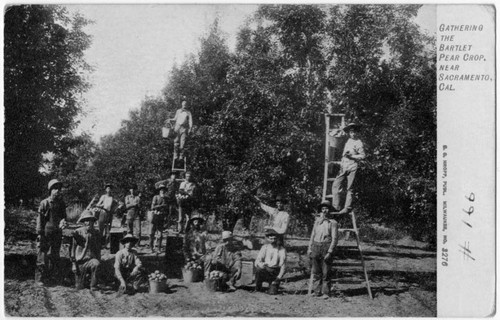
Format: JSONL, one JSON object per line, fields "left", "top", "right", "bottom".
{"left": 4, "top": 208, "right": 436, "bottom": 317}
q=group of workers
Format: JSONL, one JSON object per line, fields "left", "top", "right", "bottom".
{"left": 35, "top": 119, "right": 365, "bottom": 298}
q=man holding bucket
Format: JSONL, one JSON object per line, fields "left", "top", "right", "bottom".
{"left": 70, "top": 210, "right": 101, "bottom": 291}
{"left": 331, "top": 123, "right": 365, "bottom": 214}
{"left": 254, "top": 228, "right": 286, "bottom": 293}
{"left": 308, "top": 200, "right": 339, "bottom": 298}
{"left": 204, "top": 231, "right": 242, "bottom": 290}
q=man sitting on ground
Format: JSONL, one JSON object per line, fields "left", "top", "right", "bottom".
{"left": 254, "top": 228, "right": 286, "bottom": 293}
{"left": 114, "top": 234, "right": 147, "bottom": 294}
{"left": 70, "top": 210, "right": 101, "bottom": 291}
{"left": 204, "top": 231, "right": 242, "bottom": 290}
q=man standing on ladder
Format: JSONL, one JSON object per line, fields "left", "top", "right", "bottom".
{"left": 331, "top": 123, "right": 365, "bottom": 214}
{"left": 170, "top": 97, "right": 193, "bottom": 161}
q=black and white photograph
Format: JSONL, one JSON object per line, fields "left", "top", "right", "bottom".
{"left": 3, "top": 3, "right": 495, "bottom": 317}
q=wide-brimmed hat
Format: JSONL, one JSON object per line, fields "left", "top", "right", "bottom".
{"left": 129, "top": 183, "right": 138, "bottom": 190}
{"left": 157, "top": 184, "right": 167, "bottom": 191}
{"left": 78, "top": 210, "right": 97, "bottom": 223}
{"left": 318, "top": 200, "right": 333, "bottom": 212}
{"left": 265, "top": 227, "right": 279, "bottom": 237}
{"left": 274, "top": 195, "right": 288, "bottom": 204}
{"left": 343, "top": 123, "right": 361, "bottom": 132}
{"left": 189, "top": 212, "right": 205, "bottom": 223}
{"left": 48, "top": 179, "right": 62, "bottom": 191}
{"left": 120, "top": 233, "right": 139, "bottom": 245}
{"left": 104, "top": 183, "right": 113, "bottom": 189}
{"left": 222, "top": 231, "right": 233, "bottom": 240}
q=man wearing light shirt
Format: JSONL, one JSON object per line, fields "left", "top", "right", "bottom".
{"left": 331, "top": 123, "right": 366, "bottom": 214}
{"left": 254, "top": 228, "right": 286, "bottom": 292}
{"left": 308, "top": 200, "right": 338, "bottom": 298}
{"left": 170, "top": 98, "right": 193, "bottom": 160}
{"left": 254, "top": 195, "right": 290, "bottom": 236}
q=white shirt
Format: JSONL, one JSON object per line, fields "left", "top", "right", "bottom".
{"left": 260, "top": 203, "right": 290, "bottom": 234}
{"left": 341, "top": 138, "right": 365, "bottom": 171}
{"left": 255, "top": 243, "right": 286, "bottom": 268}
{"left": 173, "top": 109, "right": 193, "bottom": 130}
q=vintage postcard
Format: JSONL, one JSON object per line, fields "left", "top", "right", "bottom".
{"left": 2, "top": 3, "right": 495, "bottom": 317}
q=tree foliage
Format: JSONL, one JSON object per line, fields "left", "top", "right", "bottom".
{"left": 4, "top": 5, "right": 92, "bottom": 203}
{"left": 53, "top": 5, "right": 436, "bottom": 240}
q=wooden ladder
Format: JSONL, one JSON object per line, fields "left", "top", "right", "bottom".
{"left": 308, "top": 112, "right": 373, "bottom": 299}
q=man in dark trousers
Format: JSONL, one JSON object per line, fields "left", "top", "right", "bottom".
{"left": 254, "top": 228, "right": 286, "bottom": 293}
{"left": 35, "top": 179, "right": 67, "bottom": 285}
{"left": 308, "top": 200, "right": 339, "bottom": 298}
{"left": 70, "top": 210, "right": 101, "bottom": 290}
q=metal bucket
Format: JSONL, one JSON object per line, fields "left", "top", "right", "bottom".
{"left": 182, "top": 268, "right": 201, "bottom": 283}
{"left": 268, "top": 282, "right": 279, "bottom": 295}
{"left": 149, "top": 280, "right": 167, "bottom": 294}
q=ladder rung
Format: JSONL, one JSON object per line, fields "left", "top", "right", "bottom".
{"left": 327, "top": 178, "right": 336, "bottom": 181}
{"left": 339, "top": 228, "right": 356, "bottom": 233}
{"left": 326, "top": 161, "right": 341, "bottom": 164}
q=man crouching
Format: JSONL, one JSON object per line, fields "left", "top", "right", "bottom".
{"left": 70, "top": 210, "right": 101, "bottom": 290}
{"left": 204, "top": 231, "right": 242, "bottom": 291}
{"left": 114, "top": 234, "right": 147, "bottom": 294}
{"left": 254, "top": 228, "right": 286, "bottom": 293}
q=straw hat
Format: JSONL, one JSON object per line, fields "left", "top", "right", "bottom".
{"left": 343, "top": 123, "right": 361, "bottom": 132}
{"left": 48, "top": 179, "right": 62, "bottom": 191}
{"left": 318, "top": 200, "right": 333, "bottom": 212}
{"left": 77, "top": 210, "right": 97, "bottom": 223}
{"left": 120, "top": 233, "right": 139, "bottom": 245}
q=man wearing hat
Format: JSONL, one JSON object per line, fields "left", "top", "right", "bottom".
{"left": 125, "top": 184, "right": 141, "bottom": 236}
{"left": 331, "top": 123, "right": 365, "bottom": 214}
{"left": 35, "top": 179, "right": 67, "bottom": 284}
{"left": 254, "top": 228, "right": 287, "bottom": 293}
{"left": 114, "top": 234, "right": 147, "bottom": 293}
{"left": 177, "top": 171, "right": 199, "bottom": 233}
{"left": 254, "top": 195, "right": 290, "bottom": 236}
{"left": 70, "top": 210, "right": 101, "bottom": 290}
{"left": 183, "top": 213, "right": 207, "bottom": 263}
{"left": 307, "top": 200, "right": 339, "bottom": 298}
{"left": 169, "top": 97, "right": 193, "bottom": 160}
{"left": 149, "top": 183, "right": 169, "bottom": 253}
{"left": 204, "top": 231, "right": 242, "bottom": 290}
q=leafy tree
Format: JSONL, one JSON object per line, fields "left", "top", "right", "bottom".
{"left": 4, "top": 5, "right": 92, "bottom": 204}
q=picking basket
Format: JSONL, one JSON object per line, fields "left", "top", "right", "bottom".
{"left": 182, "top": 268, "right": 202, "bottom": 283}
{"left": 205, "top": 278, "right": 225, "bottom": 292}
{"left": 149, "top": 280, "right": 168, "bottom": 294}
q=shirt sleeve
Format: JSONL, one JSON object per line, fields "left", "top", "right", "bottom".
{"left": 308, "top": 219, "right": 317, "bottom": 250}
{"left": 276, "top": 213, "right": 290, "bottom": 234}
{"left": 255, "top": 245, "right": 266, "bottom": 266}
{"left": 278, "top": 248, "right": 287, "bottom": 267}
{"left": 356, "top": 141, "right": 366, "bottom": 160}
{"left": 133, "top": 254, "right": 142, "bottom": 269}
{"left": 96, "top": 195, "right": 105, "bottom": 207}
{"left": 328, "top": 220, "right": 339, "bottom": 253}
{"left": 114, "top": 251, "right": 122, "bottom": 270}
{"left": 259, "top": 203, "right": 276, "bottom": 217}
{"left": 36, "top": 200, "right": 47, "bottom": 234}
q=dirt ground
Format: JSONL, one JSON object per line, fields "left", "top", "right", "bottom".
{"left": 4, "top": 212, "right": 436, "bottom": 317}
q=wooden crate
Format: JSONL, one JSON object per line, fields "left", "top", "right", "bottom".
{"left": 239, "top": 260, "right": 254, "bottom": 286}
